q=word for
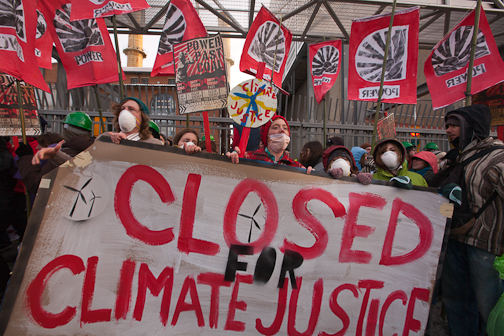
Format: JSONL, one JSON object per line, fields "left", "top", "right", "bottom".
{"left": 114, "top": 165, "right": 433, "bottom": 264}
{"left": 314, "top": 77, "right": 331, "bottom": 86}
{"left": 445, "top": 64, "right": 486, "bottom": 88}
{"left": 94, "top": 2, "right": 132, "bottom": 17}
{"left": 75, "top": 51, "right": 103, "bottom": 66}
{"left": 359, "top": 86, "right": 400, "bottom": 99}
{"left": 26, "top": 254, "right": 429, "bottom": 335}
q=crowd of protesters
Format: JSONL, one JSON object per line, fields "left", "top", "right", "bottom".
{"left": 0, "top": 101, "right": 503, "bottom": 336}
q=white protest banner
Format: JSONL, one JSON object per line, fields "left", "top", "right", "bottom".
{"left": 0, "top": 139, "right": 449, "bottom": 335}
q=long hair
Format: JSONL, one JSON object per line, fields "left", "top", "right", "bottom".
{"left": 111, "top": 101, "right": 151, "bottom": 140}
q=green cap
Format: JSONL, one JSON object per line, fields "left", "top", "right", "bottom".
{"left": 63, "top": 111, "right": 92, "bottom": 132}
{"left": 424, "top": 142, "right": 439, "bottom": 150}
{"left": 121, "top": 97, "right": 149, "bottom": 116}
{"left": 149, "top": 120, "right": 160, "bottom": 138}
{"left": 201, "top": 134, "right": 215, "bottom": 141}
{"left": 401, "top": 141, "right": 414, "bottom": 149}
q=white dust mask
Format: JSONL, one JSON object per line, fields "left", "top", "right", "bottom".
{"left": 268, "top": 134, "right": 290, "bottom": 153}
{"left": 381, "top": 151, "right": 400, "bottom": 170}
{"left": 181, "top": 141, "right": 195, "bottom": 149}
{"left": 330, "top": 158, "right": 351, "bottom": 176}
{"left": 118, "top": 110, "right": 139, "bottom": 133}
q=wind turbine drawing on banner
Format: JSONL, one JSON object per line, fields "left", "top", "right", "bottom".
{"left": 69, "top": 0, "right": 151, "bottom": 100}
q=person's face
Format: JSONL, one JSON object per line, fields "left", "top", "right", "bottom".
{"left": 300, "top": 147, "right": 310, "bottom": 161}
{"left": 120, "top": 100, "right": 142, "bottom": 125}
{"left": 407, "top": 148, "right": 417, "bottom": 158}
{"left": 411, "top": 157, "right": 428, "bottom": 170}
{"left": 446, "top": 124, "right": 461, "bottom": 142}
{"left": 178, "top": 132, "right": 198, "bottom": 147}
{"left": 385, "top": 143, "right": 399, "bottom": 154}
{"left": 365, "top": 146, "right": 371, "bottom": 154}
{"left": 268, "top": 119, "right": 289, "bottom": 139}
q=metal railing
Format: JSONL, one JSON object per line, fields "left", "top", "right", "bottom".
{"left": 35, "top": 83, "right": 486, "bottom": 160}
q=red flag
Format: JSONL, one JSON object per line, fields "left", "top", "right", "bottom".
{"left": 348, "top": 7, "right": 419, "bottom": 104}
{"left": 35, "top": 7, "right": 53, "bottom": 70}
{"left": 70, "top": 0, "right": 150, "bottom": 21}
{"left": 240, "top": 6, "right": 292, "bottom": 88}
{"left": 310, "top": 40, "right": 342, "bottom": 104}
{"left": 425, "top": 9, "right": 504, "bottom": 109}
{"left": 151, "top": 0, "right": 207, "bottom": 76}
{"left": 0, "top": 0, "right": 49, "bottom": 91}
{"left": 38, "top": 0, "right": 121, "bottom": 89}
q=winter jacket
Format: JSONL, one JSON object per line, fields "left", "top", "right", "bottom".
{"left": 442, "top": 105, "right": 504, "bottom": 255}
{"left": 244, "top": 147, "right": 305, "bottom": 168}
{"left": 372, "top": 138, "right": 428, "bottom": 187}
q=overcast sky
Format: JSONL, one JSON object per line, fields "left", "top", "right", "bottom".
{"left": 112, "top": 34, "right": 253, "bottom": 89}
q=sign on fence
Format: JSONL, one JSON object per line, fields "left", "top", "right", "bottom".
{"left": 174, "top": 34, "right": 228, "bottom": 114}
{"left": 0, "top": 139, "right": 450, "bottom": 335}
{"left": 377, "top": 113, "right": 396, "bottom": 140}
{"left": 0, "top": 74, "right": 41, "bottom": 136}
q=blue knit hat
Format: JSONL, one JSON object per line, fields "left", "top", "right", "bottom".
{"left": 121, "top": 97, "right": 150, "bottom": 116}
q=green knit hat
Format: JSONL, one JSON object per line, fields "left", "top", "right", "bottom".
{"left": 121, "top": 97, "right": 149, "bottom": 116}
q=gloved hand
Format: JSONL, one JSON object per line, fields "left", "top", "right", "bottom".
{"left": 328, "top": 167, "right": 344, "bottom": 179}
{"left": 357, "top": 173, "right": 373, "bottom": 185}
{"left": 440, "top": 183, "right": 462, "bottom": 207}
{"left": 15, "top": 143, "right": 33, "bottom": 157}
{"left": 390, "top": 176, "right": 412, "bottom": 190}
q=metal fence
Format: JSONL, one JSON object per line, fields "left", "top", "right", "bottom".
{"left": 35, "top": 83, "right": 485, "bottom": 160}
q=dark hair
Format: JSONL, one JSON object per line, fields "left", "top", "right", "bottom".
{"left": 37, "top": 132, "right": 64, "bottom": 148}
{"left": 198, "top": 140, "right": 217, "bottom": 153}
{"left": 173, "top": 128, "right": 199, "bottom": 147}
{"left": 299, "top": 141, "right": 324, "bottom": 167}
{"left": 111, "top": 100, "right": 151, "bottom": 140}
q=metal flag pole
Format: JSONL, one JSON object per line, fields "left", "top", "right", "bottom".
{"left": 16, "top": 79, "right": 31, "bottom": 218}
{"left": 465, "top": 0, "right": 483, "bottom": 106}
{"left": 371, "top": 0, "right": 397, "bottom": 152}
{"left": 112, "top": 15, "right": 125, "bottom": 99}
{"left": 93, "top": 85, "right": 106, "bottom": 134}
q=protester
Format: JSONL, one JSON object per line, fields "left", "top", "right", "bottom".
{"left": 373, "top": 139, "right": 427, "bottom": 188}
{"left": 31, "top": 111, "right": 95, "bottom": 165}
{"left": 226, "top": 116, "right": 309, "bottom": 172}
{"left": 0, "top": 137, "right": 23, "bottom": 300}
{"left": 351, "top": 146, "right": 368, "bottom": 171}
{"left": 402, "top": 141, "right": 417, "bottom": 160}
{"left": 173, "top": 128, "right": 202, "bottom": 154}
{"left": 360, "top": 142, "right": 372, "bottom": 154}
{"left": 408, "top": 151, "right": 438, "bottom": 186}
{"left": 322, "top": 145, "right": 372, "bottom": 184}
{"left": 299, "top": 141, "right": 324, "bottom": 171}
{"left": 431, "top": 104, "right": 504, "bottom": 336}
{"left": 106, "top": 97, "right": 163, "bottom": 145}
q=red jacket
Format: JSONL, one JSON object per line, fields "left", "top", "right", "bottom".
{"left": 244, "top": 148, "right": 304, "bottom": 168}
